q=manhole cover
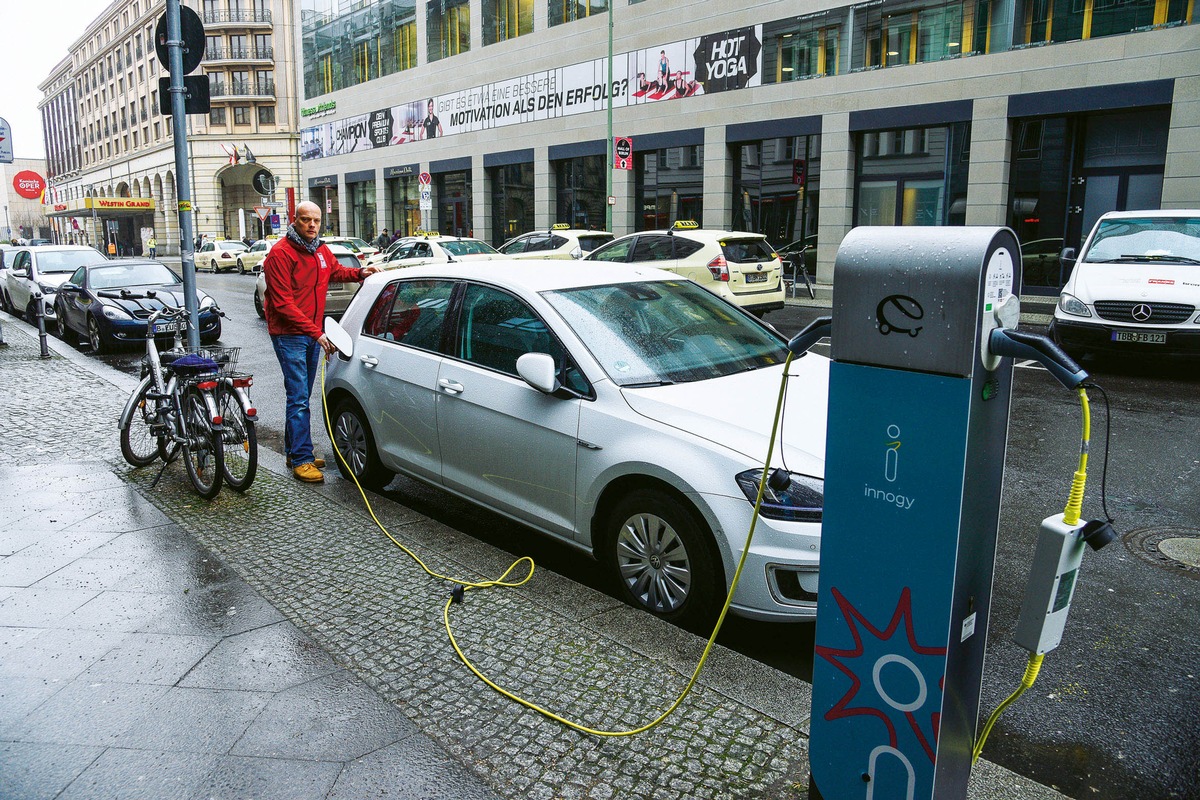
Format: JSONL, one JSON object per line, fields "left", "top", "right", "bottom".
{"left": 1123, "top": 527, "right": 1200, "bottom": 579}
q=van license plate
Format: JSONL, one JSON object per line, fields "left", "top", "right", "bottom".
{"left": 1112, "top": 331, "right": 1165, "bottom": 344}
{"left": 745, "top": 272, "right": 769, "bottom": 283}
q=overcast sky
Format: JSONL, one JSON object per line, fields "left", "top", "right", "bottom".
{"left": 0, "top": 0, "right": 111, "bottom": 161}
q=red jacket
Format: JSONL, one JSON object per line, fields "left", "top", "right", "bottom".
{"left": 263, "top": 236, "right": 364, "bottom": 338}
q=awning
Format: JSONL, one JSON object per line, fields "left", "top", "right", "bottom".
{"left": 44, "top": 197, "right": 156, "bottom": 217}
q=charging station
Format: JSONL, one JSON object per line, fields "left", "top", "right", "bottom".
{"left": 807, "top": 227, "right": 1022, "bottom": 799}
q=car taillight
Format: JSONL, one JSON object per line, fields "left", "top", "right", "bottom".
{"left": 708, "top": 255, "right": 730, "bottom": 281}
{"left": 221, "top": 252, "right": 231, "bottom": 258}
{"left": 357, "top": 253, "right": 366, "bottom": 260}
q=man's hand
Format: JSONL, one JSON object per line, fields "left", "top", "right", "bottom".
{"left": 317, "top": 333, "right": 338, "bottom": 356}
{"left": 361, "top": 265, "right": 382, "bottom": 277}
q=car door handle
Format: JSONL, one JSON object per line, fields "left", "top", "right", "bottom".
{"left": 438, "top": 378, "right": 464, "bottom": 394}
{"left": 360, "top": 355, "right": 378, "bottom": 368}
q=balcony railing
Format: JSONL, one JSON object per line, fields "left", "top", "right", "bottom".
{"left": 202, "top": 10, "right": 272, "bottom": 25}
{"left": 209, "top": 79, "right": 276, "bottom": 98}
{"left": 203, "top": 45, "right": 274, "bottom": 62}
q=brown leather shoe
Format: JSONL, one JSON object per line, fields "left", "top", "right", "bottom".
{"left": 286, "top": 457, "right": 326, "bottom": 469}
{"left": 292, "top": 463, "right": 325, "bottom": 483}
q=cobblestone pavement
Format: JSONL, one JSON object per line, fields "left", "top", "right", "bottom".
{"left": 0, "top": 316, "right": 1067, "bottom": 799}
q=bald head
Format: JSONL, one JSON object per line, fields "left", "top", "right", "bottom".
{"left": 294, "top": 201, "right": 322, "bottom": 240}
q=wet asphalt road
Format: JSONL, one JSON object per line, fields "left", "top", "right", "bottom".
{"left": 84, "top": 272, "right": 1200, "bottom": 800}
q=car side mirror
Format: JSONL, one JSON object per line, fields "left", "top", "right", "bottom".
{"left": 1060, "top": 247, "right": 1076, "bottom": 263}
{"left": 11, "top": 268, "right": 28, "bottom": 278}
{"left": 59, "top": 283, "right": 81, "bottom": 293}
{"left": 516, "top": 352, "right": 560, "bottom": 394}
{"left": 570, "top": 247, "right": 583, "bottom": 260}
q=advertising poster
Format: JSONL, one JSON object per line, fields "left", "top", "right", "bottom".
{"left": 301, "top": 25, "right": 762, "bottom": 161}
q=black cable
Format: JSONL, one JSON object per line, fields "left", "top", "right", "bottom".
{"left": 1082, "top": 381, "right": 1115, "bottom": 524}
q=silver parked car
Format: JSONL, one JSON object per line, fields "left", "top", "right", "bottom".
{"left": 323, "top": 260, "right": 829, "bottom": 628}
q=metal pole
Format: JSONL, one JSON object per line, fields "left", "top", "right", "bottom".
{"left": 166, "top": 0, "right": 200, "bottom": 348}
{"left": 605, "top": 3, "right": 614, "bottom": 233}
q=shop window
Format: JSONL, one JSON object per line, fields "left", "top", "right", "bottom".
{"left": 349, "top": 181, "right": 378, "bottom": 240}
{"left": 489, "top": 163, "right": 535, "bottom": 247}
{"left": 428, "top": 0, "right": 471, "bottom": 63}
{"left": 550, "top": 0, "right": 609, "bottom": 27}
{"left": 635, "top": 146, "right": 704, "bottom": 231}
{"left": 555, "top": 156, "right": 606, "bottom": 231}
{"left": 855, "top": 123, "right": 969, "bottom": 227}
{"left": 484, "top": 0, "right": 534, "bottom": 44}
{"left": 388, "top": 175, "right": 420, "bottom": 237}
{"left": 732, "top": 135, "right": 821, "bottom": 249}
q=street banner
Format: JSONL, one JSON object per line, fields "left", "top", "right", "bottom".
{"left": 302, "top": 25, "right": 762, "bottom": 161}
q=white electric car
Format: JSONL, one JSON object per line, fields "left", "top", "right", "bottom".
{"left": 322, "top": 260, "right": 829, "bottom": 628}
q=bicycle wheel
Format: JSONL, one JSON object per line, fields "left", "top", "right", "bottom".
{"left": 181, "top": 384, "right": 224, "bottom": 499}
{"left": 120, "top": 379, "right": 163, "bottom": 467}
{"left": 218, "top": 385, "right": 257, "bottom": 492}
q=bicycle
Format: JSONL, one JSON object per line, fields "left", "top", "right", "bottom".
{"left": 112, "top": 290, "right": 258, "bottom": 498}
{"left": 777, "top": 242, "right": 816, "bottom": 300}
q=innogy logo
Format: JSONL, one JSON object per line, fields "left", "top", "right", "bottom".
{"left": 864, "top": 424, "right": 915, "bottom": 510}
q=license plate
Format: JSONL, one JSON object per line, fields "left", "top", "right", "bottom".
{"left": 153, "top": 320, "right": 184, "bottom": 334}
{"left": 1112, "top": 331, "right": 1166, "bottom": 344}
{"left": 745, "top": 272, "right": 769, "bottom": 284}
{"left": 329, "top": 283, "right": 344, "bottom": 291}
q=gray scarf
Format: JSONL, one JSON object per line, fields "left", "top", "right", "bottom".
{"left": 286, "top": 224, "right": 321, "bottom": 255}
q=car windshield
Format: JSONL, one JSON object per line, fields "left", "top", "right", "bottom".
{"left": 217, "top": 241, "right": 247, "bottom": 251}
{"left": 442, "top": 240, "right": 500, "bottom": 256}
{"left": 543, "top": 280, "right": 789, "bottom": 386}
{"left": 36, "top": 249, "right": 109, "bottom": 273}
{"left": 1084, "top": 217, "right": 1200, "bottom": 264}
{"left": 90, "top": 262, "right": 181, "bottom": 289}
{"left": 348, "top": 238, "right": 372, "bottom": 250}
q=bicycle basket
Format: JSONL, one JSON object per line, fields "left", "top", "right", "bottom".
{"left": 166, "top": 346, "right": 240, "bottom": 377}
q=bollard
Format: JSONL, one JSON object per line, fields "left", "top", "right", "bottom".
{"left": 33, "top": 291, "right": 51, "bottom": 359}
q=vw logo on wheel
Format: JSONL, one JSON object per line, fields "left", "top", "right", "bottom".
{"left": 1132, "top": 303, "right": 1153, "bottom": 322}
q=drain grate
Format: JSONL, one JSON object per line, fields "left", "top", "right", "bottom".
{"left": 1123, "top": 527, "right": 1200, "bottom": 579}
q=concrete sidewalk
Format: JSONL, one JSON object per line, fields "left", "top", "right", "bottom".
{"left": 0, "top": 314, "right": 1069, "bottom": 799}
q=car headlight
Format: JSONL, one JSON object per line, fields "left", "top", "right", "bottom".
{"left": 37, "top": 282, "right": 58, "bottom": 295}
{"left": 100, "top": 304, "right": 132, "bottom": 320}
{"left": 735, "top": 469, "right": 823, "bottom": 522}
{"left": 1058, "top": 293, "right": 1091, "bottom": 317}
{"left": 200, "top": 295, "right": 215, "bottom": 310}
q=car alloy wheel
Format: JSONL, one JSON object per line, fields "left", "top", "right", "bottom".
{"left": 211, "top": 259, "right": 219, "bottom": 273}
{"left": 253, "top": 290, "right": 265, "bottom": 319}
{"left": 87, "top": 315, "right": 111, "bottom": 354}
{"left": 55, "top": 303, "right": 76, "bottom": 343}
{"left": 331, "top": 399, "right": 394, "bottom": 490}
{"left": 237, "top": 259, "right": 245, "bottom": 274}
{"left": 606, "top": 490, "right": 720, "bottom": 630}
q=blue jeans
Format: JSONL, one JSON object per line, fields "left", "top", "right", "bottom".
{"left": 271, "top": 334, "right": 323, "bottom": 466}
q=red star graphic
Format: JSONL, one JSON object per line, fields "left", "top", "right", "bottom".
{"left": 815, "top": 586, "right": 947, "bottom": 762}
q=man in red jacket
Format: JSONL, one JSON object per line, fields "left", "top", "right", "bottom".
{"left": 264, "top": 201, "right": 380, "bottom": 482}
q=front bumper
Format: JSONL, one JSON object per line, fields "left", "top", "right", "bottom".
{"left": 704, "top": 493, "right": 820, "bottom": 622}
{"left": 1051, "top": 317, "right": 1200, "bottom": 357}
{"left": 105, "top": 311, "right": 222, "bottom": 342}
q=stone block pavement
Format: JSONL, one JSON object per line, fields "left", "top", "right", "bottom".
{"left": 0, "top": 316, "right": 1069, "bottom": 799}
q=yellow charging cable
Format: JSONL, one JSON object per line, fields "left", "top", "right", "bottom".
{"left": 320, "top": 351, "right": 796, "bottom": 737}
{"left": 973, "top": 385, "right": 1090, "bottom": 763}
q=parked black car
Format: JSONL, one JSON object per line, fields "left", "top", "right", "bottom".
{"left": 55, "top": 260, "right": 222, "bottom": 353}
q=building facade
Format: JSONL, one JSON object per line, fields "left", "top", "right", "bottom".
{"left": 38, "top": 0, "right": 302, "bottom": 256}
{"left": 295, "top": 0, "right": 1198, "bottom": 290}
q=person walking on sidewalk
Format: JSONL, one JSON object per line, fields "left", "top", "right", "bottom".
{"left": 147, "top": 234, "right": 157, "bottom": 258}
{"left": 263, "top": 201, "right": 381, "bottom": 483}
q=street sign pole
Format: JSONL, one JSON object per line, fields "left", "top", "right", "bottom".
{"left": 166, "top": 0, "right": 200, "bottom": 348}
